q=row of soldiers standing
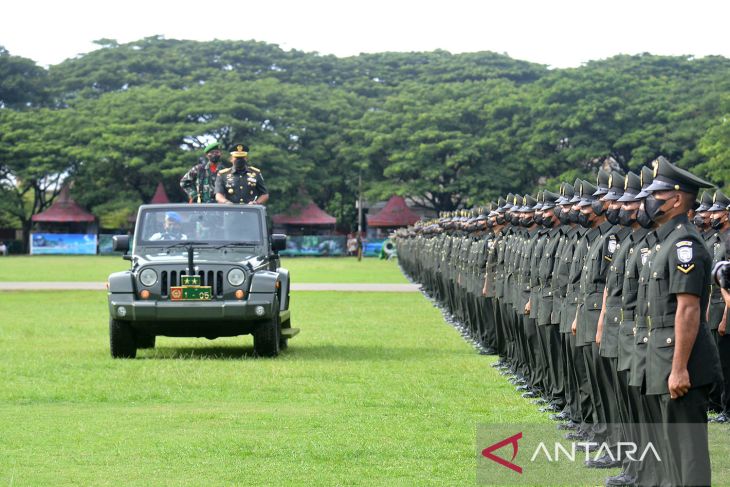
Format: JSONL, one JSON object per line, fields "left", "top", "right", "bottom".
{"left": 395, "top": 156, "right": 729, "bottom": 487}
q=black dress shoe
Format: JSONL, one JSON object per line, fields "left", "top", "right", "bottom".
{"left": 550, "top": 412, "right": 569, "bottom": 421}
{"left": 709, "top": 413, "right": 729, "bottom": 423}
{"left": 585, "top": 454, "right": 621, "bottom": 469}
{"left": 521, "top": 390, "right": 539, "bottom": 398}
{"left": 564, "top": 431, "right": 588, "bottom": 440}
{"left": 556, "top": 421, "right": 579, "bottom": 430}
{"left": 605, "top": 472, "right": 637, "bottom": 486}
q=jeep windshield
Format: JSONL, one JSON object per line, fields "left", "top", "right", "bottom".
{"left": 135, "top": 207, "right": 264, "bottom": 247}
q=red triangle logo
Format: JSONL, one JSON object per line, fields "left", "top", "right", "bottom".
{"left": 481, "top": 432, "right": 523, "bottom": 474}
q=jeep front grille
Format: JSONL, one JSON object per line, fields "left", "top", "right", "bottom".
{"left": 160, "top": 269, "right": 225, "bottom": 297}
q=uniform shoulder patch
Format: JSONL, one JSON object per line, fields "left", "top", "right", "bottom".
{"left": 248, "top": 165, "right": 261, "bottom": 173}
{"left": 218, "top": 167, "right": 232, "bottom": 175}
{"left": 675, "top": 241, "right": 695, "bottom": 273}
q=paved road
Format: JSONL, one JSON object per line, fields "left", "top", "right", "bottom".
{"left": 0, "top": 282, "right": 420, "bottom": 292}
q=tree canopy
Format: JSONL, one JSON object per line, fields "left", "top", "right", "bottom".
{"left": 1, "top": 38, "right": 730, "bottom": 244}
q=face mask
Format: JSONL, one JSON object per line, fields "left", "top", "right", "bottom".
{"left": 557, "top": 211, "right": 570, "bottom": 225}
{"left": 605, "top": 207, "right": 620, "bottom": 225}
{"left": 486, "top": 220, "right": 494, "bottom": 229}
{"left": 209, "top": 154, "right": 221, "bottom": 163}
{"left": 590, "top": 200, "right": 605, "bottom": 216}
{"left": 496, "top": 215, "right": 505, "bottom": 225}
{"left": 711, "top": 216, "right": 725, "bottom": 230}
{"left": 553, "top": 206, "right": 562, "bottom": 219}
{"left": 618, "top": 208, "right": 636, "bottom": 227}
{"left": 534, "top": 214, "right": 543, "bottom": 226}
{"left": 569, "top": 209, "right": 579, "bottom": 224}
{"left": 521, "top": 216, "right": 534, "bottom": 227}
{"left": 692, "top": 215, "right": 706, "bottom": 228}
{"left": 645, "top": 194, "right": 672, "bottom": 221}
{"left": 542, "top": 215, "right": 554, "bottom": 228}
{"left": 637, "top": 207, "right": 654, "bottom": 229}
{"left": 577, "top": 212, "right": 591, "bottom": 228}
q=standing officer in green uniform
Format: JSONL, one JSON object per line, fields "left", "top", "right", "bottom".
{"left": 641, "top": 157, "right": 721, "bottom": 486}
{"left": 215, "top": 144, "right": 269, "bottom": 205}
{"left": 534, "top": 190, "right": 566, "bottom": 411}
{"left": 706, "top": 191, "right": 730, "bottom": 423}
{"left": 603, "top": 171, "right": 650, "bottom": 486}
{"left": 693, "top": 190, "right": 715, "bottom": 236}
{"left": 181, "top": 142, "right": 224, "bottom": 203}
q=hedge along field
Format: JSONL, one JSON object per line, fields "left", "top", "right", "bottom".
{"left": 0, "top": 256, "right": 406, "bottom": 283}
{"left": 0, "top": 290, "right": 555, "bottom": 486}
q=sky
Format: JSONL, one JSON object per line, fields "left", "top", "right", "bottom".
{"left": 2, "top": 0, "right": 729, "bottom": 68}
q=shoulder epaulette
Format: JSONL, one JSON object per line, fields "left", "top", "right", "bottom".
{"left": 248, "top": 166, "right": 261, "bottom": 173}
{"left": 218, "top": 167, "right": 232, "bottom": 175}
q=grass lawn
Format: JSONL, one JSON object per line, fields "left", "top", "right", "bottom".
{"left": 0, "top": 290, "right": 551, "bottom": 486}
{"left": 0, "top": 256, "right": 406, "bottom": 283}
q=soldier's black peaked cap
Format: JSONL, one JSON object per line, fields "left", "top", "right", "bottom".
{"left": 569, "top": 179, "right": 582, "bottom": 204}
{"left": 602, "top": 171, "right": 626, "bottom": 201}
{"left": 541, "top": 190, "right": 560, "bottom": 209}
{"left": 709, "top": 190, "right": 730, "bottom": 212}
{"left": 696, "top": 191, "right": 714, "bottom": 212}
{"left": 577, "top": 180, "right": 598, "bottom": 207}
{"left": 557, "top": 182, "right": 576, "bottom": 205}
{"left": 533, "top": 191, "right": 544, "bottom": 210}
{"left": 519, "top": 194, "right": 537, "bottom": 212}
{"left": 617, "top": 171, "right": 642, "bottom": 202}
{"left": 592, "top": 168, "right": 611, "bottom": 197}
{"left": 644, "top": 156, "right": 714, "bottom": 195}
{"left": 635, "top": 166, "right": 656, "bottom": 199}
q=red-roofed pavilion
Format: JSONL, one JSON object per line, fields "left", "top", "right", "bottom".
{"left": 150, "top": 182, "right": 170, "bottom": 204}
{"left": 32, "top": 186, "right": 96, "bottom": 226}
{"left": 366, "top": 196, "right": 419, "bottom": 237}
{"left": 272, "top": 201, "right": 336, "bottom": 235}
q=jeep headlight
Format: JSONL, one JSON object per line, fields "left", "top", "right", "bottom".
{"left": 227, "top": 268, "right": 245, "bottom": 287}
{"left": 139, "top": 268, "right": 158, "bottom": 287}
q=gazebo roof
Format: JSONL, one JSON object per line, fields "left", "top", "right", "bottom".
{"left": 272, "top": 201, "right": 336, "bottom": 225}
{"left": 367, "top": 195, "right": 420, "bottom": 227}
{"left": 32, "top": 186, "right": 95, "bottom": 223}
{"left": 150, "top": 183, "right": 170, "bottom": 203}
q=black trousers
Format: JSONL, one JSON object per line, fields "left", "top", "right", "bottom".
{"left": 658, "top": 387, "right": 712, "bottom": 487}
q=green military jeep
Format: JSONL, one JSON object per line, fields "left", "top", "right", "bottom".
{"left": 107, "top": 203, "right": 296, "bottom": 358}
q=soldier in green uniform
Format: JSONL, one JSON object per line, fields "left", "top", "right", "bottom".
{"left": 180, "top": 142, "right": 224, "bottom": 203}
{"left": 693, "top": 190, "right": 715, "bottom": 236}
{"left": 603, "top": 171, "right": 650, "bottom": 486}
{"left": 215, "top": 144, "right": 269, "bottom": 205}
{"left": 555, "top": 180, "right": 589, "bottom": 429}
{"left": 534, "top": 190, "right": 566, "bottom": 411}
{"left": 641, "top": 157, "right": 721, "bottom": 486}
{"left": 706, "top": 191, "right": 730, "bottom": 423}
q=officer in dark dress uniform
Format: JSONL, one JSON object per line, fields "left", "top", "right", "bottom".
{"left": 215, "top": 144, "right": 269, "bottom": 205}
{"left": 641, "top": 156, "right": 721, "bottom": 487}
{"left": 707, "top": 191, "right": 730, "bottom": 423}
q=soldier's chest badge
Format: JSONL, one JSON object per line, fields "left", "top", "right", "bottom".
{"left": 607, "top": 235, "right": 617, "bottom": 254}
{"left": 640, "top": 248, "right": 650, "bottom": 266}
{"left": 675, "top": 241, "right": 695, "bottom": 273}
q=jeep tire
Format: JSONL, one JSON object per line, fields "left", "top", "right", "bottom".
{"left": 110, "top": 318, "right": 137, "bottom": 358}
{"left": 253, "top": 298, "right": 280, "bottom": 357}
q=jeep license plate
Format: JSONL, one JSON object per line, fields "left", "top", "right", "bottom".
{"left": 170, "top": 286, "right": 212, "bottom": 301}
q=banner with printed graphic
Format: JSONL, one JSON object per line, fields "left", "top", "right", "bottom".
{"left": 30, "top": 233, "right": 97, "bottom": 255}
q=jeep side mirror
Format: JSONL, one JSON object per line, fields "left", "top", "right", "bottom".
{"left": 112, "top": 235, "right": 129, "bottom": 252}
{"left": 271, "top": 234, "right": 287, "bottom": 253}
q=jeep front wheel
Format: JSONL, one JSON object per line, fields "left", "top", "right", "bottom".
{"left": 253, "top": 300, "right": 280, "bottom": 357}
{"left": 110, "top": 318, "right": 137, "bottom": 358}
